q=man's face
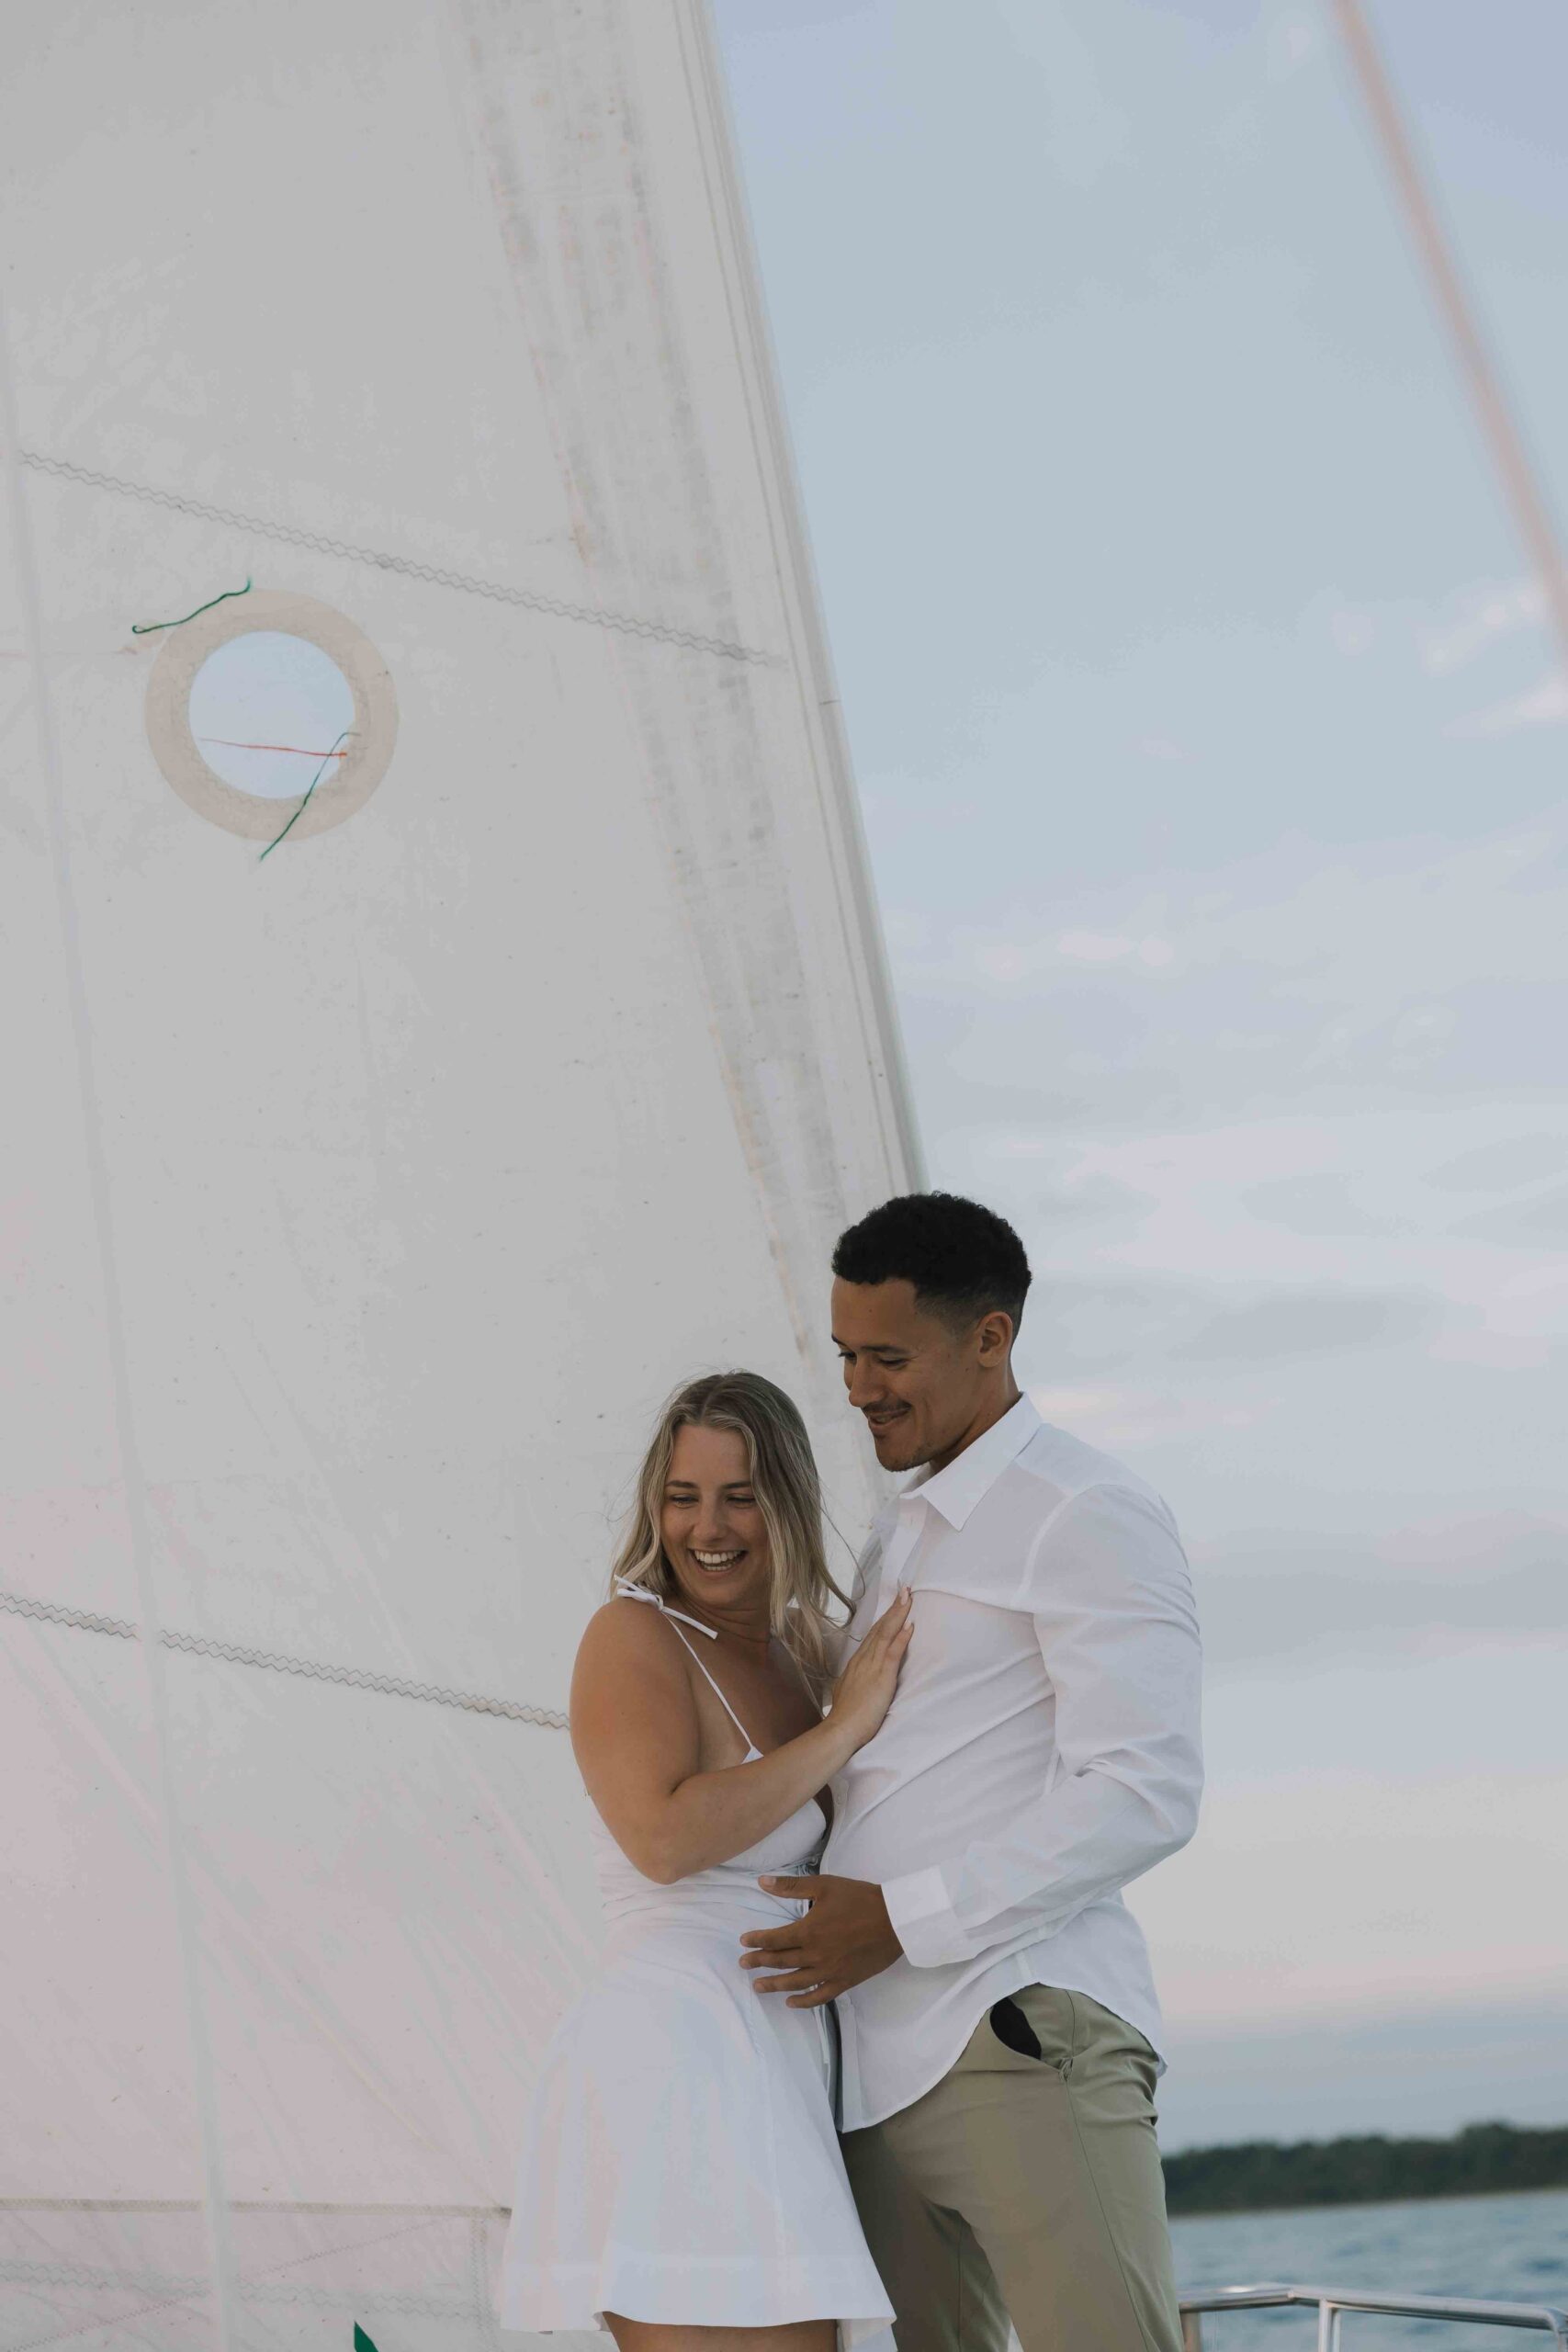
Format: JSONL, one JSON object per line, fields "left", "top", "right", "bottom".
{"left": 831, "top": 1275, "right": 1003, "bottom": 1475}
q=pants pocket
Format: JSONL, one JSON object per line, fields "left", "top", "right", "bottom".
{"left": 987, "top": 1996, "right": 1043, "bottom": 2061}
{"left": 998, "top": 1984, "right": 1077, "bottom": 2076}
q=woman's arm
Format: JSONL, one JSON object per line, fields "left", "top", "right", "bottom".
{"left": 571, "top": 1591, "right": 910, "bottom": 1884}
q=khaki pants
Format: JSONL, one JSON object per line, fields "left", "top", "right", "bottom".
{"left": 841, "top": 1985, "right": 1183, "bottom": 2352}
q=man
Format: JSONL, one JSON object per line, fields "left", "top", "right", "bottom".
{"left": 739, "top": 1191, "right": 1202, "bottom": 2352}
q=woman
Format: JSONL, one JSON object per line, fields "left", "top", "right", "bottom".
{"left": 499, "top": 1371, "right": 911, "bottom": 2352}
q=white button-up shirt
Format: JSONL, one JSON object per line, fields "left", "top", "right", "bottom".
{"left": 825, "top": 1393, "right": 1202, "bottom": 2132}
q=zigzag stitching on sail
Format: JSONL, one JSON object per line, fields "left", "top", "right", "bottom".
{"left": 0, "top": 1588, "right": 567, "bottom": 1728}
{"left": 0, "top": 2213, "right": 494, "bottom": 2330}
{"left": 0, "top": 2261, "right": 477, "bottom": 2317}
{"left": 0, "top": 2202, "right": 508, "bottom": 2215}
{"left": 19, "top": 450, "right": 781, "bottom": 665}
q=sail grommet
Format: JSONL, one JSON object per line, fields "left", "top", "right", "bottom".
{"left": 143, "top": 587, "right": 398, "bottom": 844}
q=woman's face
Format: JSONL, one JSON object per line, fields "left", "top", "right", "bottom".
{"left": 660, "top": 1422, "right": 772, "bottom": 1622}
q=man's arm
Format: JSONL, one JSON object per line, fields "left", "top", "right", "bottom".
{"left": 884, "top": 1481, "right": 1202, "bottom": 1967}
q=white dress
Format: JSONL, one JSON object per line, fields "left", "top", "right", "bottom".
{"left": 498, "top": 1589, "right": 893, "bottom": 2346}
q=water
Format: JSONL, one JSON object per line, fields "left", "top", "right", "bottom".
{"left": 1171, "top": 2189, "right": 1568, "bottom": 2352}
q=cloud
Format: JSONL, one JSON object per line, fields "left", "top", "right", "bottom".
{"left": 1137, "top": 1657, "right": 1568, "bottom": 2030}
{"left": 1055, "top": 931, "right": 1175, "bottom": 968}
{"left": 1449, "top": 673, "right": 1568, "bottom": 737}
{"left": 1174, "top": 1289, "right": 1438, "bottom": 1363}
{"left": 1191, "top": 1511, "right": 1568, "bottom": 1676}
{"left": 1016, "top": 1270, "right": 1450, "bottom": 1375}
{"left": 1421, "top": 577, "right": 1544, "bottom": 674}
{"left": 961, "top": 930, "right": 1178, "bottom": 987}
{"left": 886, "top": 817, "right": 1568, "bottom": 1180}
{"left": 1328, "top": 605, "right": 1378, "bottom": 657}
{"left": 900, "top": 831, "right": 1568, "bottom": 1531}
{"left": 1038, "top": 1274, "right": 1203, "bottom": 1370}
{"left": 1194, "top": 1561, "right": 1561, "bottom": 1674}
{"left": 1428, "top": 1134, "right": 1567, "bottom": 1192}
{"left": 722, "top": 0, "right": 876, "bottom": 31}
{"left": 1156, "top": 1998, "right": 1568, "bottom": 2148}
{"left": 1453, "top": 1182, "right": 1568, "bottom": 1244}
{"left": 979, "top": 1163, "right": 1150, "bottom": 1236}
{"left": 1030, "top": 1382, "right": 1262, "bottom": 1450}
{"left": 1427, "top": 1325, "right": 1554, "bottom": 1371}
{"left": 939, "top": 1105, "right": 1568, "bottom": 1392}
{"left": 895, "top": 815, "right": 1568, "bottom": 1021}
{"left": 1023, "top": 10, "right": 1131, "bottom": 189}
{"left": 1243, "top": 1172, "right": 1399, "bottom": 1237}
{"left": 1269, "top": 16, "right": 1323, "bottom": 82}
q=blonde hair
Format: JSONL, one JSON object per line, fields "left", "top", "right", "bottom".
{"left": 611, "top": 1371, "right": 849, "bottom": 1693}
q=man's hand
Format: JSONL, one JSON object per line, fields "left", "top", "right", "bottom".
{"left": 739, "top": 1873, "right": 903, "bottom": 2007}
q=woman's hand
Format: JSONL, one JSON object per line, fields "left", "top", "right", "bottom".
{"left": 829, "top": 1586, "right": 914, "bottom": 1750}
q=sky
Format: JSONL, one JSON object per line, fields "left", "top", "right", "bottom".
{"left": 712, "top": 0, "right": 1568, "bottom": 2147}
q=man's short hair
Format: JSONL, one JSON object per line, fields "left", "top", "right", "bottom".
{"left": 832, "top": 1192, "right": 1032, "bottom": 1334}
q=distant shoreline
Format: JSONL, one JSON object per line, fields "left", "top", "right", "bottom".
{"left": 1168, "top": 2180, "right": 1568, "bottom": 2222}
{"left": 1163, "top": 2120, "right": 1568, "bottom": 2218}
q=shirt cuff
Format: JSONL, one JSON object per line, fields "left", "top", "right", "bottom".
{"left": 882, "top": 1863, "right": 964, "bottom": 1968}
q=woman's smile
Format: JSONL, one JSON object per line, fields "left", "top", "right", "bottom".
{"left": 691, "top": 1547, "right": 747, "bottom": 1574}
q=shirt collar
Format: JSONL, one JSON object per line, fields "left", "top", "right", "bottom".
{"left": 899, "top": 1391, "right": 1041, "bottom": 1531}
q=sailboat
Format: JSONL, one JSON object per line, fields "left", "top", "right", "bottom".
{"left": 11, "top": 8, "right": 1562, "bottom": 2351}
{"left": 1, "top": 3, "right": 918, "bottom": 2341}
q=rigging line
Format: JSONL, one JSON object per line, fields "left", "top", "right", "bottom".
{"left": 259, "top": 725, "right": 352, "bottom": 858}
{"left": 0, "top": 302, "right": 240, "bottom": 2352}
{"left": 19, "top": 449, "right": 781, "bottom": 665}
{"left": 130, "top": 576, "right": 252, "bottom": 634}
{"left": 1330, "top": 0, "right": 1568, "bottom": 676}
{"left": 0, "top": 1588, "right": 568, "bottom": 1727}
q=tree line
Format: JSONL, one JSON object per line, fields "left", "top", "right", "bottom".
{"left": 1163, "top": 2120, "right": 1568, "bottom": 2215}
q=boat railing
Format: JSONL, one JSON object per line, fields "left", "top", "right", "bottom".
{"left": 1179, "top": 2284, "right": 1568, "bottom": 2352}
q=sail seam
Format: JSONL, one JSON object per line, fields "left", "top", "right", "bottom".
{"left": 4, "top": 299, "right": 243, "bottom": 2348}
{"left": 18, "top": 449, "right": 781, "bottom": 664}
{"left": 0, "top": 1589, "right": 568, "bottom": 1728}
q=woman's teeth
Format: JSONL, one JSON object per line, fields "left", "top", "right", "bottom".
{"left": 693, "top": 1549, "right": 744, "bottom": 1572}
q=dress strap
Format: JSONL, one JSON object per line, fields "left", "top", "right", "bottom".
{"left": 614, "top": 1580, "right": 757, "bottom": 1754}
{"left": 614, "top": 1579, "right": 718, "bottom": 1639}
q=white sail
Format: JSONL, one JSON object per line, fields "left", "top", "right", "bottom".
{"left": 0, "top": 3, "right": 919, "bottom": 2342}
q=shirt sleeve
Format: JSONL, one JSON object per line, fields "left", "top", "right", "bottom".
{"left": 881, "top": 1481, "right": 1203, "bottom": 1968}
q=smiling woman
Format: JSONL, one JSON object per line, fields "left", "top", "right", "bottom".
{"left": 497, "top": 1368, "right": 909, "bottom": 2349}
{"left": 609, "top": 1369, "right": 852, "bottom": 1689}
{"left": 663, "top": 1425, "right": 767, "bottom": 1588}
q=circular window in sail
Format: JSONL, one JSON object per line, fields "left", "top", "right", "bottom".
{"left": 144, "top": 589, "right": 398, "bottom": 843}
